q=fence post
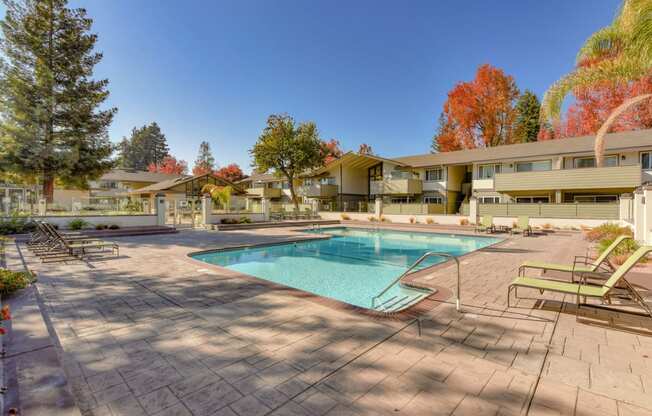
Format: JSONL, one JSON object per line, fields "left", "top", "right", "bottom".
{"left": 469, "top": 196, "right": 478, "bottom": 224}
{"left": 201, "top": 194, "right": 211, "bottom": 226}
{"left": 375, "top": 197, "right": 382, "bottom": 220}
{"left": 155, "top": 193, "right": 166, "bottom": 226}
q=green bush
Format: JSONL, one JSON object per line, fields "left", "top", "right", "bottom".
{"left": 0, "top": 269, "right": 33, "bottom": 296}
{"left": 598, "top": 237, "right": 640, "bottom": 257}
{"left": 108, "top": 224, "right": 120, "bottom": 230}
{"left": 67, "top": 218, "right": 89, "bottom": 230}
{"left": 0, "top": 215, "right": 37, "bottom": 235}
{"left": 95, "top": 224, "right": 108, "bottom": 230}
{"left": 239, "top": 217, "right": 252, "bottom": 224}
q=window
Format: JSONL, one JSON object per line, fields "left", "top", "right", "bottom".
{"left": 642, "top": 152, "right": 652, "bottom": 169}
{"left": 477, "top": 164, "right": 501, "bottom": 179}
{"left": 368, "top": 164, "right": 382, "bottom": 181}
{"left": 425, "top": 168, "right": 443, "bottom": 181}
{"left": 515, "top": 160, "right": 552, "bottom": 172}
{"left": 319, "top": 177, "right": 336, "bottom": 185}
{"left": 573, "top": 155, "right": 618, "bottom": 168}
{"left": 478, "top": 196, "right": 500, "bottom": 204}
{"left": 388, "top": 170, "right": 414, "bottom": 180}
{"left": 423, "top": 196, "right": 443, "bottom": 204}
{"left": 573, "top": 195, "right": 619, "bottom": 203}
{"left": 390, "top": 196, "right": 413, "bottom": 204}
{"left": 515, "top": 196, "right": 550, "bottom": 203}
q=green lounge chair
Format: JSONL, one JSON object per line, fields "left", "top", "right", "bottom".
{"left": 511, "top": 216, "right": 532, "bottom": 236}
{"left": 508, "top": 245, "right": 652, "bottom": 318}
{"left": 475, "top": 215, "right": 495, "bottom": 233}
{"left": 519, "top": 235, "right": 631, "bottom": 278}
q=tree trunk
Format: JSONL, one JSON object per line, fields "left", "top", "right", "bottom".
{"left": 43, "top": 173, "right": 55, "bottom": 204}
{"left": 287, "top": 177, "right": 299, "bottom": 213}
{"left": 594, "top": 93, "right": 652, "bottom": 166}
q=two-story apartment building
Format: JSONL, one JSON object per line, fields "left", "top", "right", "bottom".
{"left": 300, "top": 129, "right": 652, "bottom": 213}
{"left": 237, "top": 172, "right": 294, "bottom": 204}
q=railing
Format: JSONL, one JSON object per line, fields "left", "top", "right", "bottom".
{"left": 371, "top": 252, "right": 461, "bottom": 311}
{"left": 478, "top": 202, "right": 619, "bottom": 219}
{"left": 382, "top": 203, "right": 445, "bottom": 215}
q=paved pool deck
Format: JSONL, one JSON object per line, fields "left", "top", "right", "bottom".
{"left": 10, "top": 225, "right": 652, "bottom": 415}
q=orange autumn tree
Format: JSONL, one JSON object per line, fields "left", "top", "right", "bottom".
{"left": 322, "top": 139, "right": 343, "bottom": 164}
{"left": 147, "top": 156, "right": 188, "bottom": 175}
{"left": 433, "top": 64, "right": 519, "bottom": 151}
{"left": 214, "top": 163, "right": 245, "bottom": 183}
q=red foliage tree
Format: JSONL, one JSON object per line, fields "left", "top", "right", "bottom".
{"left": 214, "top": 163, "right": 244, "bottom": 183}
{"left": 322, "top": 139, "right": 343, "bottom": 164}
{"left": 436, "top": 64, "right": 519, "bottom": 151}
{"left": 192, "top": 164, "right": 212, "bottom": 176}
{"left": 147, "top": 156, "right": 188, "bottom": 175}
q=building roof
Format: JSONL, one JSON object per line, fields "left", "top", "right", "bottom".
{"left": 99, "top": 169, "right": 184, "bottom": 183}
{"left": 393, "top": 129, "right": 652, "bottom": 167}
{"left": 308, "top": 152, "right": 408, "bottom": 176}
{"left": 131, "top": 173, "right": 245, "bottom": 195}
{"left": 237, "top": 172, "right": 279, "bottom": 183}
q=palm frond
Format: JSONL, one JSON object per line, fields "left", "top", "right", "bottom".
{"left": 576, "top": 26, "right": 621, "bottom": 64}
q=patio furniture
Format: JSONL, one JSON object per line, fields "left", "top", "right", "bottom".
{"left": 511, "top": 216, "right": 532, "bottom": 236}
{"left": 508, "top": 245, "right": 652, "bottom": 319}
{"left": 30, "top": 222, "right": 119, "bottom": 262}
{"left": 519, "top": 235, "right": 631, "bottom": 279}
{"left": 475, "top": 215, "right": 495, "bottom": 233}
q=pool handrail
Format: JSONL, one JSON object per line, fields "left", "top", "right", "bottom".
{"left": 371, "top": 251, "right": 461, "bottom": 312}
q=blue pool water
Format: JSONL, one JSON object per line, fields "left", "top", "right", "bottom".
{"left": 192, "top": 227, "right": 500, "bottom": 311}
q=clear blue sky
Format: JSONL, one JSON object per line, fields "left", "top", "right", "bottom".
{"left": 9, "top": 1, "right": 622, "bottom": 173}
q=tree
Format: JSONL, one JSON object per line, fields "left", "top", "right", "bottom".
{"left": 192, "top": 141, "right": 215, "bottom": 176}
{"left": 322, "top": 139, "right": 343, "bottom": 164}
{"left": 431, "top": 112, "right": 463, "bottom": 152}
{"left": 214, "top": 163, "right": 244, "bottom": 182}
{"left": 542, "top": 0, "right": 652, "bottom": 166}
{"left": 358, "top": 143, "right": 374, "bottom": 155}
{"left": 0, "top": 0, "right": 116, "bottom": 202}
{"left": 437, "top": 64, "right": 519, "bottom": 150}
{"left": 201, "top": 184, "right": 232, "bottom": 211}
{"left": 118, "top": 122, "right": 169, "bottom": 170}
{"left": 147, "top": 156, "right": 187, "bottom": 175}
{"left": 250, "top": 114, "right": 324, "bottom": 211}
{"left": 513, "top": 91, "right": 541, "bottom": 142}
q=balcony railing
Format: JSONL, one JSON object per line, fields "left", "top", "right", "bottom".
{"left": 246, "top": 187, "right": 282, "bottom": 198}
{"left": 370, "top": 179, "right": 423, "bottom": 195}
{"left": 494, "top": 164, "right": 642, "bottom": 192}
{"left": 299, "top": 184, "right": 338, "bottom": 198}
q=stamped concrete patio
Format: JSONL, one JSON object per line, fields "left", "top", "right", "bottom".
{"left": 11, "top": 225, "right": 652, "bottom": 415}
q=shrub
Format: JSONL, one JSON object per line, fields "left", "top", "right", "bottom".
{"left": 380, "top": 216, "right": 390, "bottom": 223}
{"left": 0, "top": 215, "right": 37, "bottom": 235}
{"left": 95, "top": 224, "right": 108, "bottom": 230}
{"left": 220, "top": 218, "right": 238, "bottom": 224}
{"left": 108, "top": 224, "right": 120, "bottom": 230}
{"left": 341, "top": 214, "right": 351, "bottom": 220}
{"left": 239, "top": 217, "right": 252, "bottom": 224}
{"left": 67, "top": 218, "right": 89, "bottom": 230}
{"left": 409, "top": 217, "right": 416, "bottom": 224}
{"left": 459, "top": 218, "right": 470, "bottom": 226}
{"left": 0, "top": 269, "right": 33, "bottom": 297}
{"left": 367, "top": 216, "right": 377, "bottom": 222}
{"left": 584, "top": 222, "right": 633, "bottom": 242}
{"left": 541, "top": 223, "right": 553, "bottom": 230}
{"left": 425, "top": 218, "right": 435, "bottom": 224}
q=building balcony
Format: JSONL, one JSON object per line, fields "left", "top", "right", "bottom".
{"left": 299, "top": 184, "right": 339, "bottom": 198}
{"left": 494, "top": 164, "right": 642, "bottom": 192}
{"left": 246, "top": 187, "right": 282, "bottom": 198}
{"left": 370, "top": 179, "right": 423, "bottom": 195}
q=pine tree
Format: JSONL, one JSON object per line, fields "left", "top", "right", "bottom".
{"left": 193, "top": 141, "right": 215, "bottom": 176}
{"left": 118, "top": 122, "right": 170, "bottom": 170}
{"left": 513, "top": 90, "right": 541, "bottom": 143}
{"left": 0, "top": 0, "right": 116, "bottom": 201}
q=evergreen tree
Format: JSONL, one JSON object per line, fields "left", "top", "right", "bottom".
{"left": 118, "top": 122, "right": 170, "bottom": 170}
{"left": 513, "top": 90, "right": 541, "bottom": 143}
{"left": 0, "top": 0, "right": 116, "bottom": 201}
{"left": 192, "top": 141, "right": 215, "bottom": 176}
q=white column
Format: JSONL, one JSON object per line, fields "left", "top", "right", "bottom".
{"left": 38, "top": 198, "right": 47, "bottom": 216}
{"left": 155, "top": 193, "right": 166, "bottom": 226}
{"left": 619, "top": 193, "right": 633, "bottom": 223}
{"left": 311, "top": 199, "right": 318, "bottom": 215}
{"left": 634, "top": 190, "right": 645, "bottom": 242}
{"left": 643, "top": 186, "right": 652, "bottom": 245}
{"left": 374, "top": 197, "right": 382, "bottom": 219}
{"left": 201, "top": 194, "right": 212, "bottom": 226}
{"left": 469, "top": 196, "right": 478, "bottom": 224}
{"left": 262, "top": 198, "right": 270, "bottom": 221}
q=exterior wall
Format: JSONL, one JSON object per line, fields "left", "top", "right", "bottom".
{"left": 446, "top": 165, "right": 465, "bottom": 192}
{"left": 52, "top": 189, "right": 91, "bottom": 209}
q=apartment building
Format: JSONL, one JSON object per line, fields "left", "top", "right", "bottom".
{"left": 300, "top": 129, "right": 652, "bottom": 213}
{"left": 238, "top": 172, "right": 294, "bottom": 204}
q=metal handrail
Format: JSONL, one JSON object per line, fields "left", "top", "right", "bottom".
{"left": 371, "top": 251, "right": 461, "bottom": 312}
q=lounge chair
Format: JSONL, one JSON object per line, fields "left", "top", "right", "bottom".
{"left": 519, "top": 235, "right": 631, "bottom": 279}
{"left": 32, "top": 222, "right": 119, "bottom": 261}
{"left": 511, "top": 216, "right": 532, "bottom": 236}
{"left": 508, "top": 246, "right": 652, "bottom": 318}
{"left": 475, "top": 215, "right": 495, "bottom": 233}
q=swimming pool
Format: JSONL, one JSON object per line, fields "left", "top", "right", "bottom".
{"left": 191, "top": 227, "right": 500, "bottom": 312}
